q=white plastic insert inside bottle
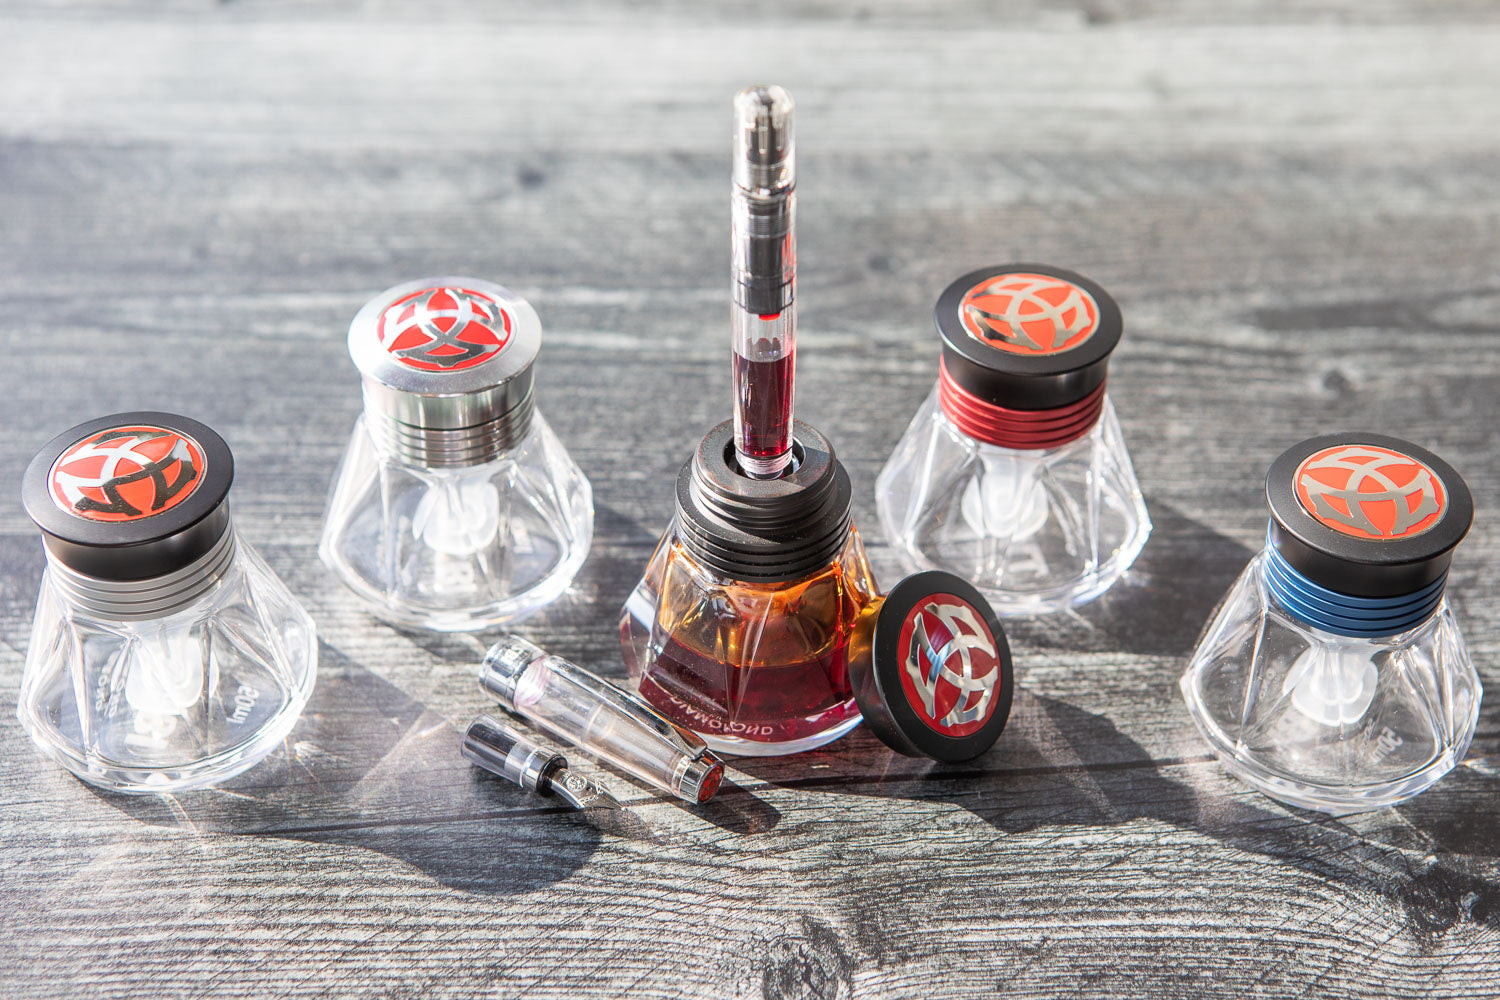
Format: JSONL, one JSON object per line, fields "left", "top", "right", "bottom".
{"left": 961, "top": 449, "right": 1052, "bottom": 543}
{"left": 122, "top": 622, "right": 205, "bottom": 736}
{"left": 412, "top": 465, "right": 504, "bottom": 557}
{"left": 1281, "top": 641, "right": 1380, "bottom": 728}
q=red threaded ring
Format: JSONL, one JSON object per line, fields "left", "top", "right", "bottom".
{"left": 937, "top": 361, "right": 1105, "bottom": 450}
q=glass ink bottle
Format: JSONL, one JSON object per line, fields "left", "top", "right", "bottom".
{"left": 876, "top": 265, "right": 1150, "bottom": 614}
{"left": 1181, "top": 434, "right": 1478, "bottom": 812}
{"left": 19, "top": 413, "right": 318, "bottom": 792}
{"left": 621, "top": 420, "right": 877, "bottom": 755}
{"left": 620, "top": 85, "right": 880, "bottom": 755}
{"left": 320, "top": 277, "right": 593, "bottom": 631}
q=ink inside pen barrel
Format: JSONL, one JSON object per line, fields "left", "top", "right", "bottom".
{"left": 731, "top": 85, "right": 796, "bottom": 479}
{"left": 732, "top": 348, "right": 793, "bottom": 467}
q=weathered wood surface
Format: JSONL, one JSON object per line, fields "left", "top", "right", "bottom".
{"left": 2, "top": 2, "right": 1499, "bottom": 997}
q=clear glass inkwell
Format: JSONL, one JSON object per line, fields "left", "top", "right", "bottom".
{"left": 19, "top": 412, "right": 318, "bottom": 792}
{"left": 876, "top": 265, "right": 1151, "bottom": 614}
{"left": 1181, "top": 434, "right": 1478, "bottom": 812}
{"left": 320, "top": 277, "right": 593, "bottom": 631}
{"left": 620, "top": 85, "right": 881, "bottom": 755}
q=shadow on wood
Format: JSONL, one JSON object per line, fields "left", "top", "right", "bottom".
{"left": 733, "top": 691, "right": 1500, "bottom": 949}
{"left": 87, "top": 642, "right": 608, "bottom": 897}
{"left": 1002, "top": 501, "right": 1256, "bottom": 659}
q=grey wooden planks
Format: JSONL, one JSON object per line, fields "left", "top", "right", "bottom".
{"left": 1, "top": 2, "right": 1499, "bottom": 998}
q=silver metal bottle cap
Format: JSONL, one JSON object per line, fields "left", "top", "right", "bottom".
{"left": 348, "top": 277, "right": 543, "bottom": 467}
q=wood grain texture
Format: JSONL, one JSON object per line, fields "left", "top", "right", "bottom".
{"left": 2, "top": 2, "right": 1499, "bottom": 998}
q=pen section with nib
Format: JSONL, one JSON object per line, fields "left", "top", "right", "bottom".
{"left": 620, "top": 421, "right": 877, "bottom": 756}
{"left": 319, "top": 277, "right": 593, "bottom": 631}
{"left": 462, "top": 714, "right": 618, "bottom": 811}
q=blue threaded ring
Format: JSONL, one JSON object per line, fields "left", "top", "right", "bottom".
{"left": 1262, "top": 528, "right": 1445, "bottom": 638}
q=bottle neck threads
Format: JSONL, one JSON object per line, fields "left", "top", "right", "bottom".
{"left": 1262, "top": 526, "right": 1446, "bottom": 638}
{"left": 937, "top": 361, "right": 1106, "bottom": 451}
{"left": 362, "top": 382, "right": 534, "bottom": 468}
{"left": 45, "top": 525, "right": 238, "bottom": 620}
{"left": 675, "top": 421, "right": 852, "bottom": 582}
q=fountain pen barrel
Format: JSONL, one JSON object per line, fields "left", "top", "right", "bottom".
{"left": 731, "top": 85, "right": 797, "bottom": 477}
{"left": 480, "top": 636, "right": 725, "bottom": 804}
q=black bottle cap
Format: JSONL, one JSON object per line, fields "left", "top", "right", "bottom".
{"left": 1265, "top": 433, "right": 1472, "bottom": 599}
{"left": 674, "top": 419, "right": 853, "bottom": 582}
{"left": 935, "top": 263, "right": 1123, "bottom": 410}
{"left": 21, "top": 412, "right": 234, "bottom": 581}
{"left": 849, "top": 571, "right": 1014, "bottom": 763}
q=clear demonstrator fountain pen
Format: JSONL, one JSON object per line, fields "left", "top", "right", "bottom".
{"left": 731, "top": 85, "right": 797, "bottom": 479}
{"left": 479, "top": 635, "right": 725, "bottom": 804}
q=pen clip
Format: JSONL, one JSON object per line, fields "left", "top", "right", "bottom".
{"left": 565, "top": 664, "right": 710, "bottom": 759}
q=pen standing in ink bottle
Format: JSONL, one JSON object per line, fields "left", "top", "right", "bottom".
{"left": 620, "top": 86, "right": 880, "bottom": 755}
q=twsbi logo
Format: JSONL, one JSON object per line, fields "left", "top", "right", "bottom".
{"left": 48, "top": 426, "right": 204, "bottom": 522}
{"left": 900, "top": 597, "right": 1002, "bottom": 738}
{"left": 1295, "top": 444, "right": 1447, "bottom": 541}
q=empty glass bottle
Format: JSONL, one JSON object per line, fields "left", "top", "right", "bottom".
{"left": 1181, "top": 433, "right": 1478, "bottom": 812}
{"left": 320, "top": 278, "right": 593, "bottom": 631}
{"left": 19, "top": 412, "right": 318, "bottom": 792}
{"left": 876, "top": 265, "right": 1150, "bottom": 615}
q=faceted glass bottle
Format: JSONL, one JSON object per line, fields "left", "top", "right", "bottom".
{"left": 320, "top": 411, "right": 592, "bottom": 631}
{"left": 19, "top": 413, "right": 317, "bottom": 792}
{"left": 877, "top": 389, "right": 1149, "bottom": 614}
{"left": 877, "top": 265, "right": 1149, "bottom": 615}
{"left": 1181, "top": 434, "right": 1478, "bottom": 812}
{"left": 319, "top": 278, "right": 593, "bottom": 631}
{"left": 620, "top": 421, "right": 878, "bottom": 755}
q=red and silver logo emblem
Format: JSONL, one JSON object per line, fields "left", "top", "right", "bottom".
{"left": 48, "top": 426, "right": 205, "bottom": 522}
{"left": 897, "top": 595, "right": 1004, "bottom": 737}
{"left": 376, "top": 286, "right": 513, "bottom": 372}
{"left": 959, "top": 273, "right": 1101, "bottom": 356}
{"left": 1295, "top": 444, "right": 1447, "bottom": 540}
